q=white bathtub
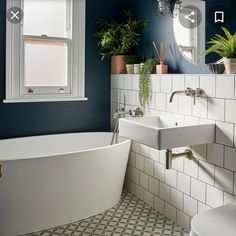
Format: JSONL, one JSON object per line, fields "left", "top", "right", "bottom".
{"left": 0, "top": 132, "right": 131, "bottom": 236}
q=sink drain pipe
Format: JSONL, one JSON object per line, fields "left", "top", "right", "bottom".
{"left": 166, "top": 149, "right": 193, "bottom": 169}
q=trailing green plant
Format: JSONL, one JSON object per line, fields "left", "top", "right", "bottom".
{"left": 139, "top": 59, "right": 157, "bottom": 112}
{"left": 94, "top": 10, "right": 149, "bottom": 60}
{"left": 124, "top": 55, "right": 139, "bottom": 65}
{"left": 201, "top": 27, "right": 236, "bottom": 59}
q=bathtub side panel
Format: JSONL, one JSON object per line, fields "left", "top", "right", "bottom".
{"left": 0, "top": 141, "right": 131, "bottom": 236}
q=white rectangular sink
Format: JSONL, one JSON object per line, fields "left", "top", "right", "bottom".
{"left": 119, "top": 116, "right": 215, "bottom": 150}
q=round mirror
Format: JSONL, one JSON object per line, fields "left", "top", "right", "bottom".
{"left": 173, "top": 0, "right": 236, "bottom": 69}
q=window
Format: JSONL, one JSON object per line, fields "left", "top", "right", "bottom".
{"left": 5, "top": 0, "right": 87, "bottom": 103}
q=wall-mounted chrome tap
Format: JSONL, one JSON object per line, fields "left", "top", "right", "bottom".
{"left": 113, "top": 107, "right": 143, "bottom": 119}
{"left": 113, "top": 108, "right": 132, "bottom": 119}
{"left": 111, "top": 107, "right": 143, "bottom": 145}
{"left": 112, "top": 91, "right": 144, "bottom": 145}
{"left": 169, "top": 87, "right": 204, "bottom": 105}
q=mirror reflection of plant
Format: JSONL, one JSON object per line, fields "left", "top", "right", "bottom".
{"left": 201, "top": 27, "right": 236, "bottom": 59}
{"left": 94, "top": 10, "right": 149, "bottom": 60}
{"left": 139, "top": 59, "right": 157, "bottom": 113}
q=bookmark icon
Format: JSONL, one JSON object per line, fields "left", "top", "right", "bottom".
{"left": 215, "top": 11, "right": 224, "bottom": 23}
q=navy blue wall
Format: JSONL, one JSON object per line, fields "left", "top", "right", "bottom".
{"left": 0, "top": 0, "right": 130, "bottom": 139}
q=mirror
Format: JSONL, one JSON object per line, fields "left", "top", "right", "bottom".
{"left": 173, "top": 0, "right": 233, "bottom": 66}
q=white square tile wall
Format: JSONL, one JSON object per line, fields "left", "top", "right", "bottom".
{"left": 200, "top": 75, "right": 216, "bottom": 97}
{"left": 177, "top": 172, "right": 191, "bottom": 195}
{"left": 171, "top": 188, "right": 183, "bottom": 210}
{"left": 224, "top": 192, "right": 236, "bottom": 205}
{"left": 225, "top": 147, "right": 236, "bottom": 172}
{"left": 111, "top": 74, "right": 236, "bottom": 231}
{"left": 208, "top": 98, "right": 224, "bottom": 121}
{"left": 165, "top": 202, "right": 177, "bottom": 222}
{"left": 216, "top": 122, "right": 234, "bottom": 147}
{"left": 160, "top": 182, "right": 171, "bottom": 202}
{"left": 216, "top": 75, "right": 234, "bottom": 99}
{"left": 166, "top": 94, "right": 179, "bottom": 113}
{"left": 155, "top": 93, "right": 166, "bottom": 111}
{"left": 177, "top": 210, "right": 191, "bottom": 231}
{"left": 151, "top": 75, "right": 160, "bottom": 92}
{"left": 191, "top": 178, "right": 206, "bottom": 202}
{"left": 172, "top": 75, "right": 185, "bottom": 91}
{"left": 178, "top": 96, "right": 192, "bottom": 115}
{"left": 183, "top": 194, "right": 198, "bottom": 217}
{"left": 207, "top": 143, "right": 224, "bottom": 167}
{"left": 160, "top": 75, "right": 172, "bottom": 93}
{"left": 226, "top": 100, "right": 236, "bottom": 123}
{"left": 154, "top": 196, "right": 165, "bottom": 214}
{"left": 185, "top": 75, "right": 199, "bottom": 88}
{"left": 206, "top": 185, "right": 223, "bottom": 208}
{"left": 149, "top": 176, "right": 159, "bottom": 195}
{"left": 192, "top": 97, "right": 208, "bottom": 118}
{"left": 215, "top": 166, "right": 234, "bottom": 194}
{"left": 165, "top": 169, "right": 177, "bottom": 188}
{"left": 198, "top": 160, "right": 215, "bottom": 185}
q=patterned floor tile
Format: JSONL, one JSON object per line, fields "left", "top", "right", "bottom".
{"left": 23, "top": 191, "right": 189, "bottom": 236}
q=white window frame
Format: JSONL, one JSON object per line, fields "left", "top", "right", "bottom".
{"left": 5, "top": 0, "right": 87, "bottom": 103}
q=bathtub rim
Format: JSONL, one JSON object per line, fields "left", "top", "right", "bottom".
{"left": 0, "top": 132, "right": 131, "bottom": 162}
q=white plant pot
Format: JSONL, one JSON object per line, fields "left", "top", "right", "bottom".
{"left": 224, "top": 58, "right": 236, "bottom": 74}
{"left": 134, "top": 64, "right": 141, "bottom": 74}
{"left": 126, "top": 64, "right": 134, "bottom": 74}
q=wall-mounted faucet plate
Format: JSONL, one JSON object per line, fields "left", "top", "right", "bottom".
{"left": 119, "top": 116, "right": 215, "bottom": 150}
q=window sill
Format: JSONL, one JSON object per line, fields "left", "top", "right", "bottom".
{"left": 3, "top": 97, "right": 88, "bottom": 103}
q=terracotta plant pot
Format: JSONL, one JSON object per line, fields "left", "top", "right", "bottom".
{"left": 156, "top": 62, "right": 168, "bottom": 74}
{"left": 126, "top": 64, "right": 134, "bottom": 74}
{"left": 111, "top": 55, "right": 127, "bottom": 74}
{"left": 224, "top": 58, "right": 236, "bottom": 74}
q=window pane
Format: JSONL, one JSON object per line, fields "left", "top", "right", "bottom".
{"left": 23, "top": 0, "right": 68, "bottom": 37}
{"left": 24, "top": 39, "right": 68, "bottom": 87}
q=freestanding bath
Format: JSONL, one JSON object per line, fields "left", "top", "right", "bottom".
{"left": 0, "top": 132, "right": 131, "bottom": 236}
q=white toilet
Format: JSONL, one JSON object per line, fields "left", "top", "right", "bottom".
{"left": 190, "top": 204, "right": 236, "bottom": 236}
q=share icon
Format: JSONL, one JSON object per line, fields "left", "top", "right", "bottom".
{"left": 184, "top": 11, "right": 195, "bottom": 23}
{"left": 178, "top": 5, "right": 202, "bottom": 29}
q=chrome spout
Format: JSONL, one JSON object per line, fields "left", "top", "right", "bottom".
{"left": 169, "top": 90, "right": 186, "bottom": 102}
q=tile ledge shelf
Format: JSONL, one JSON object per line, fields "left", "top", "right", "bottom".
{"left": 112, "top": 74, "right": 236, "bottom": 76}
{"left": 3, "top": 97, "right": 88, "bottom": 103}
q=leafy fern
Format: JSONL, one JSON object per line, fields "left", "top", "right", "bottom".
{"left": 201, "top": 27, "right": 236, "bottom": 59}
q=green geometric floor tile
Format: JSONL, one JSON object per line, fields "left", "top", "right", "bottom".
{"left": 23, "top": 191, "right": 189, "bottom": 236}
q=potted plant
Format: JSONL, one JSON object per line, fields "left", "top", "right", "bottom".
{"left": 124, "top": 56, "right": 139, "bottom": 74}
{"left": 201, "top": 27, "right": 236, "bottom": 74}
{"left": 153, "top": 41, "right": 168, "bottom": 74}
{"left": 94, "top": 10, "right": 149, "bottom": 74}
{"left": 139, "top": 59, "right": 157, "bottom": 113}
